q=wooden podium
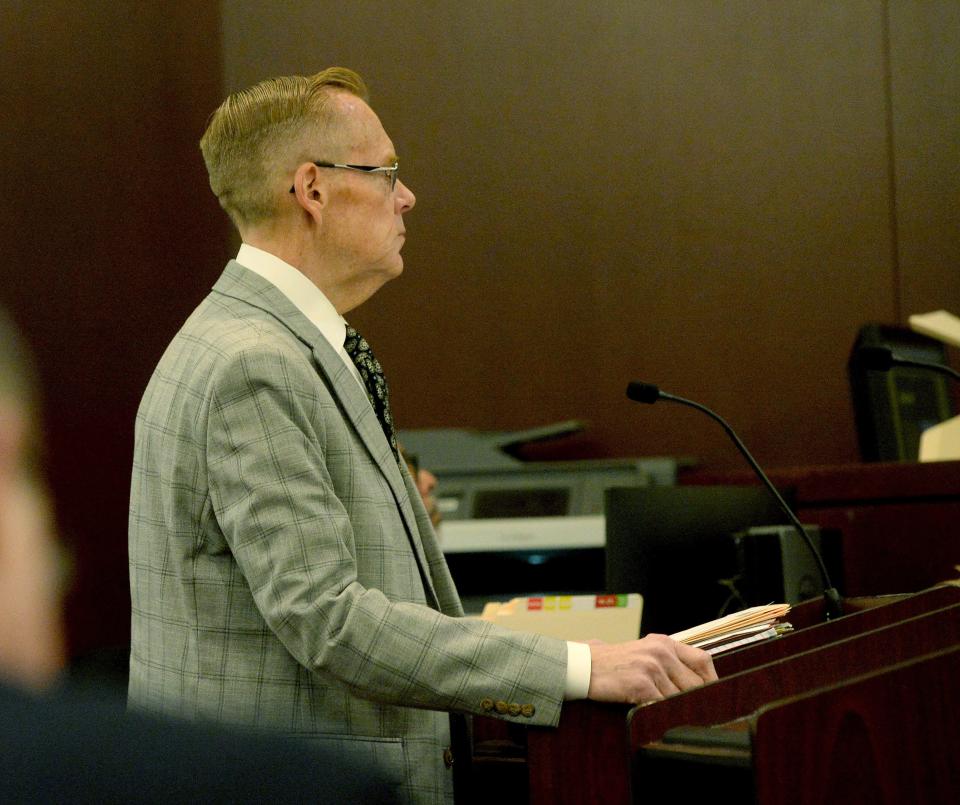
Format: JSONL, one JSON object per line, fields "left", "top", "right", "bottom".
{"left": 493, "top": 585, "right": 959, "bottom": 804}
{"left": 467, "top": 461, "right": 960, "bottom": 803}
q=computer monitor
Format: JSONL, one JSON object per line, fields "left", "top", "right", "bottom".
{"left": 849, "top": 324, "right": 954, "bottom": 461}
{"left": 605, "top": 486, "right": 788, "bottom": 635}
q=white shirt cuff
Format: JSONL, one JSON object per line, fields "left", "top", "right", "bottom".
{"left": 563, "top": 641, "right": 592, "bottom": 700}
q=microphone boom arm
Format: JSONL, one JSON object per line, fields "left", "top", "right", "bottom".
{"left": 629, "top": 382, "right": 844, "bottom": 620}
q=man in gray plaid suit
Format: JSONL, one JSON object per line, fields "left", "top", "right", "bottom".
{"left": 128, "top": 67, "right": 716, "bottom": 803}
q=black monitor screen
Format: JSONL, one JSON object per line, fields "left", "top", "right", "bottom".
{"left": 605, "top": 486, "right": 788, "bottom": 635}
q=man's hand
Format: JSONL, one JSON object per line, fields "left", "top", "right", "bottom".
{"left": 587, "top": 635, "right": 717, "bottom": 705}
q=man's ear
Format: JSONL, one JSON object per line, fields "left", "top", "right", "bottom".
{"left": 290, "top": 162, "right": 328, "bottom": 226}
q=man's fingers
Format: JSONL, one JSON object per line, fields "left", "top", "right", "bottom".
{"left": 587, "top": 635, "right": 718, "bottom": 705}
{"left": 645, "top": 636, "right": 712, "bottom": 695}
{"left": 664, "top": 659, "right": 708, "bottom": 693}
{"left": 650, "top": 669, "right": 681, "bottom": 700}
{"left": 675, "top": 641, "right": 718, "bottom": 683}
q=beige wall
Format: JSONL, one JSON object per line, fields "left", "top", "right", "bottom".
{"left": 223, "top": 0, "right": 959, "bottom": 471}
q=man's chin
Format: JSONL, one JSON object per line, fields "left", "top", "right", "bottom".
{"left": 387, "top": 257, "right": 404, "bottom": 279}
{"left": 369, "top": 261, "right": 404, "bottom": 295}
{"left": 363, "top": 257, "right": 404, "bottom": 295}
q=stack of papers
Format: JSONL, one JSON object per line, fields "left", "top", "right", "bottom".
{"left": 908, "top": 309, "right": 960, "bottom": 348}
{"left": 670, "top": 604, "right": 792, "bottom": 656}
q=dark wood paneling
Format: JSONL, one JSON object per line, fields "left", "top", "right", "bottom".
{"left": 4, "top": 1, "right": 957, "bottom": 662}
{"left": 715, "top": 585, "right": 960, "bottom": 676}
{"left": 684, "top": 460, "right": 960, "bottom": 597}
{"left": 221, "top": 1, "right": 958, "bottom": 471}
{"left": 752, "top": 647, "right": 960, "bottom": 805}
{"left": 507, "top": 589, "right": 960, "bottom": 803}
{"left": 888, "top": 2, "right": 960, "bottom": 317}
{"left": 630, "top": 602, "right": 960, "bottom": 747}
{"left": 0, "top": 1, "right": 228, "bottom": 657}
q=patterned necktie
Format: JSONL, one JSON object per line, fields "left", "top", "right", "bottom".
{"left": 344, "top": 325, "right": 399, "bottom": 460}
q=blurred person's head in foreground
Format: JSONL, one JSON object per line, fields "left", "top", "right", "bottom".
{"left": 0, "top": 309, "right": 65, "bottom": 690}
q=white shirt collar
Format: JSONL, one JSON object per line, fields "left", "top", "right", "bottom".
{"left": 235, "top": 243, "right": 346, "bottom": 351}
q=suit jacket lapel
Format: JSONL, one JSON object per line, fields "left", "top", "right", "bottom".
{"left": 211, "top": 261, "right": 441, "bottom": 609}
{"left": 306, "top": 340, "right": 442, "bottom": 610}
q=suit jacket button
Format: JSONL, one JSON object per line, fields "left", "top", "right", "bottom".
{"left": 508, "top": 703, "right": 521, "bottom": 716}
{"left": 443, "top": 747, "right": 455, "bottom": 768}
{"left": 520, "top": 704, "right": 536, "bottom": 718}
{"left": 494, "top": 700, "right": 509, "bottom": 714}
{"left": 480, "top": 698, "right": 494, "bottom": 712}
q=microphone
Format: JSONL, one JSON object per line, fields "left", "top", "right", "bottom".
{"left": 856, "top": 346, "right": 960, "bottom": 382}
{"left": 626, "top": 381, "right": 843, "bottom": 620}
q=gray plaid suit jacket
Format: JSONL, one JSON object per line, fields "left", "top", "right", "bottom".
{"left": 129, "top": 261, "right": 568, "bottom": 804}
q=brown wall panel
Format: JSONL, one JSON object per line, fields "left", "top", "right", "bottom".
{"left": 0, "top": 1, "right": 228, "bottom": 657}
{"left": 222, "top": 1, "right": 921, "bottom": 470}
{"left": 3, "top": 1, "right": 957, "bottom": 661}
{"left": 888, "top": 1, "right": 960, "bottom": 317}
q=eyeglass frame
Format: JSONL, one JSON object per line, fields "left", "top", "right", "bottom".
{"left": 289, "top": 160, "right": 399, "bottom": 194}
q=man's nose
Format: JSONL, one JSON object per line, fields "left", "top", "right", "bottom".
{"left": 396, "top": 180, "right": 415, "bottom": 213}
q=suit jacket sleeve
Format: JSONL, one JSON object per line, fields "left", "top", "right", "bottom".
{"left": 204, "top": 339, "right": 568, "bottom": 725}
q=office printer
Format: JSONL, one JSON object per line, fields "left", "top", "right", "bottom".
{"left": 399, "top": 422, "right": 681, "bottom": 611}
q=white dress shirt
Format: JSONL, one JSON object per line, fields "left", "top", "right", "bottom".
{"left": 234, "top": 244, "right": 591, "bottom": 700}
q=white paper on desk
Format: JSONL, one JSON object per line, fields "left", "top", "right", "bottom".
{"left": 689, "top": 622, "right": 778, "bottom": 651}
{"left": 670, "top": 603, "right": 790, "bottom": 644}
{"left": 701, "top": 626, "right": 779, "bottom": 656}
{"left": 909, "top": 310, "right": 960, "bottom": 349}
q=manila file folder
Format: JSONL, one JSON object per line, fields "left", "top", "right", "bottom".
{"left": 477, "top": 594, "right": 643, "bottom": 642}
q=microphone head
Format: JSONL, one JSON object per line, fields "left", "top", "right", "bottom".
{"left": 626, "top": 381, "right": 662, "bottom": 404}
{"left": 857, "top": 346, "right": 896, "bottom": 372}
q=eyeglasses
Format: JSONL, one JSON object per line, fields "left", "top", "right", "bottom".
{"left": 289, "top": 160, "right": 399, "bottom": 194}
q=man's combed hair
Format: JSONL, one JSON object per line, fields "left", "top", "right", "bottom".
{"left": 199, "top": 67, "right": 369, "bottom": 230}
